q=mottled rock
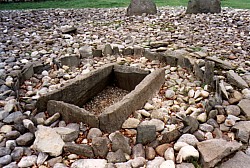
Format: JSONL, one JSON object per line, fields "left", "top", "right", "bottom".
{"left": 197, "top": 139, "right": 242, "bottom": 167}
{"left": 87, "top": 128, "right": 102, "bottom": 140}
{"left": 32, "top": 126, "right": 65, "bottom": 156}
{"left": 227, "top": 70, "right": 248, "bottom": 89}
{"left": 132, "top": 144, "right": 145, "bottom": 158}
{"left": 112, "top": 132, "right": 131, "bottom": 155}
{"left": 16, "top": 132, "right": 34, "bottom": 146}
{"left": 92, "top": 137, "right": 109, "bottom": 158}
{"left": 177, "top": 134, "right": 199, "bottom": 147}
{"left": 238, "top": 99, "right": 250, "bottom": 118}
{"left": 64, "top": 142, "right": 94, "bottom": 158}
{"left": 54, "top": 127, "right": 79, "bottom": 142}
{"left": 107, "top": 149, "right": 126, "bottom": 163}
{"left": 17, "top": 155, "right": 37, "bottom": 168}
{"left": 220, "top": 151, "right": 250, "bottom": 168}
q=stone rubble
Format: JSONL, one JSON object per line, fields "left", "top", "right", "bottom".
{"left": 0, "top": 6, "right": 249, "bottom": 168}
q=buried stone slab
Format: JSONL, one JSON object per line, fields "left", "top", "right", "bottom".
{"left": 43, "top": 63, "right": 165, "bottom": 132}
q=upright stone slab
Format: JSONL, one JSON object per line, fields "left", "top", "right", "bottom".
{"left": 127, "top": 0, "right": 157, "bottom": 16}
{"left": 186, "top": 0, "right": 221, "bottom": 14}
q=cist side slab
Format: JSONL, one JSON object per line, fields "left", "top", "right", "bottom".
{"left": 99, "top": 68, "right": 165, "bottom": 132}
{"left": 36, "top": 63, "right": 115, "bottom": 112}
{"left": 43, "top": 64, "right": 165, "bottom": 132}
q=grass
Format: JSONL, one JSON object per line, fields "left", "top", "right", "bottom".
{"left": 0, "top": 0, "right": 249, "bottom": 10}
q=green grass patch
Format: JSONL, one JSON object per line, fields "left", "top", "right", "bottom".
{"left": 0, "top": 0, "right": 249, "bottom": 10}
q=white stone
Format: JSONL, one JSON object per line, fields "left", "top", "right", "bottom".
{"left": 18, "top": 155, "right": 37, "bottom": 167}
{"left": 200, "top": 90, "right": 209, "bottom": 98}
{"left": 176, "top": 145, "right": 199, "bottom": 163}
{"left": 41, "top": 70, "right": 49, "bottom": 76}
{"left": 4, "top": 99, "right": 16, "bottom": 113}
{"left": 144, "top": 103, "right": 154, "bottom": 111}
{"left": 164, "top": 147, "right": 175, "bottom": 161}
{"left": 174, "top": 142, "right": 189, "bottom": 151}
{"left": 188, "top": 89, "right": 195, "bottom": 98}
{"left": 32, "top": 125, "right": 65, "bottom": 156}
{"left": 71, "top": 159, "right": 107, "bottom": 168}
{"left": 165, "top": 90, "right": 175, "bottom": 99}
{"left": 160, "top": 160, "right": 175, "bottom": 168}
{"left": 197, "top": 113, "right": 207, "bottom": 123}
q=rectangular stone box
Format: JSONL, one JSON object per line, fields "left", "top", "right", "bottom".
{"left": 36, "top": 63, "right": 165, "bottom": 132}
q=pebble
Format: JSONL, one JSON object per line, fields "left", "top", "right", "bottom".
{"left": 18, "top": 155, "right": 37, "bottom": 167}
{"left": 144, "top": 103, "right": 154, "bottom": 111}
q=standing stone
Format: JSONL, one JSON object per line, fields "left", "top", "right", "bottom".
{"left": 186, "top": 0, "right": 221, "bottom": 14}
{"left": 203, "top": 61, "right": 214, "bottom": 90}
{"left": 127, "top": 0, "right": 157, "bottom": 16}
{"left": 60, "top": 55, "right": 80, "bottom": 68}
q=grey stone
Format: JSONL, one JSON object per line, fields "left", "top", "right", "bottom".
{"left": 71, "top": 159, "right": 107, "bottom": 168}
{"left": 33, "top": 125, "right": 65, "bottom": 157}
{"left": 160, "top": 129, "right": 181, "bottom": 144}
{"left": 16, "top": 132, "right": 34, "bottom": 146}
{"left": 203, "top": 61, "right": 215, "bottom": 90}
{"left": 182, "top": 116, "right": 199, "bottom": 133}
{"left": 54, "top": 127, "right": 79, "bottom": 142}
{"left": 79, "top": 45, "right": 92, "bottom": 58}
{"left": 2, "top": 162, "right": 18, "bottom": 168}
{"left": 5, "top": 130, "right": 20, "bottom": 140}
{"left": 17, "top": 155, "right": 37, "bottom": 168}
{"left": 227, "top": 70, "right": 248, "bottom": 89}
{"left": 206, "top": 57, "right": 235, "bottom": 70}
{"left": 140, "top": 119, "right": 165, "bottom": 132}
{"left": 87, "top": 128, "right": 102, "bottom": 139}
{"left": 115, "top": 161, "right": 132, "bottom": 168}
{"left": 92, "top": 49, "right": 103, "bottom": 57}
{"left": 60, "top": 55, "right": 80, "bottom": 68}
{"left": 176, "top": 163, "right": 195, "bottom": 168}
{"left": 0, "top": 155, "right": 12, "bottom": 167}
{"left": 232, "top": 121, "right": 250, "bottom": 133}
{"left": 107, "top": 149, "right": 126, "bottom": 163}
{"left": 126, "top": 0, "right": 157, "bottom": 16}
{"left": 103, "top": 44, "right": 113, "bottom": 56}
{"left": 3, "top": 111, "right": 22, "bottom": 124}
{"left": 37, "top": 152, "right": 48, "bottom": 165}
{"left": 63, "top": 142, "right": 94, "bottom": 158}
{"left": 132, "top": 144, "right": 145, "bottom": 158}
{"left": 47, "top": 156, "right": 62, "bottom": 167}
{"left": 11, "top": 147, "right": 24, "bottom": 161}
{"left": 5, "top": 140, "right": 16, "bottom": 150}
{"left": 177, "top": 134, "right": 199, "bottom": 147}
{"left": 220, "top": 151, "right": 250, "bottom": 168}
{"left": 207, "top": 118, "right": 219, "bottom": 128}
{"left": 199, "top": 123, "right": 214, "bottom": 132}
{"left": 92, "top": 137, "right": 109, "bottom": 157}
{"left": 21, "top": 63, "right": 34, "bottom": 82}
{"left": 136, "top": 125, "right": 156, "bottom": 145}
{"left": 61, "top": 25, "right": 77, "bottom": 34}
{"left": 187, "top": 0, "right": 221, "bottom": 14}
{"left": 197, "top": 139, "right": 242, "bottom": 168}
{"left": 44, "top": 112, "right": 60, "bottom": 126}
{"left": 112, "top": 132, "right": 131, "bottom": 155}
{"left": 235, "top": 129, "right": 249, "bottom": 143}
{"left": 243, "top": 74, "right": 250, "bottom": 87}
{"left": 238, "top": 99, "right": 250, "bottom": 119}
{"left": 123, "top": 47, "right": 134, "bottom": 56}
{"left": 225, "top": 105, "right": 240, "bottom": 116}
{"left": 0, "top": 110, "right": 8, "bottom": 120}
{"left": 0, "top": 147, "right": 11, "bottom": 157}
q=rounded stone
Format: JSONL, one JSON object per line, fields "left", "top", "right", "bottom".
{"left": 87, "top": 128, "right": 102, "bottom": 140}
{"left": 165, "top": 90, "right": 175, "bottom": 99}
{"left": 225, "top": 105, "right": 241, "bottom": 116}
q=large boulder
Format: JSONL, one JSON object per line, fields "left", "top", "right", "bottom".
{"left": 127, "top": 0, "right": 157, "bottom": 16}
{"left": 186, "top": 0, "right": 221, "bottom": 14}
